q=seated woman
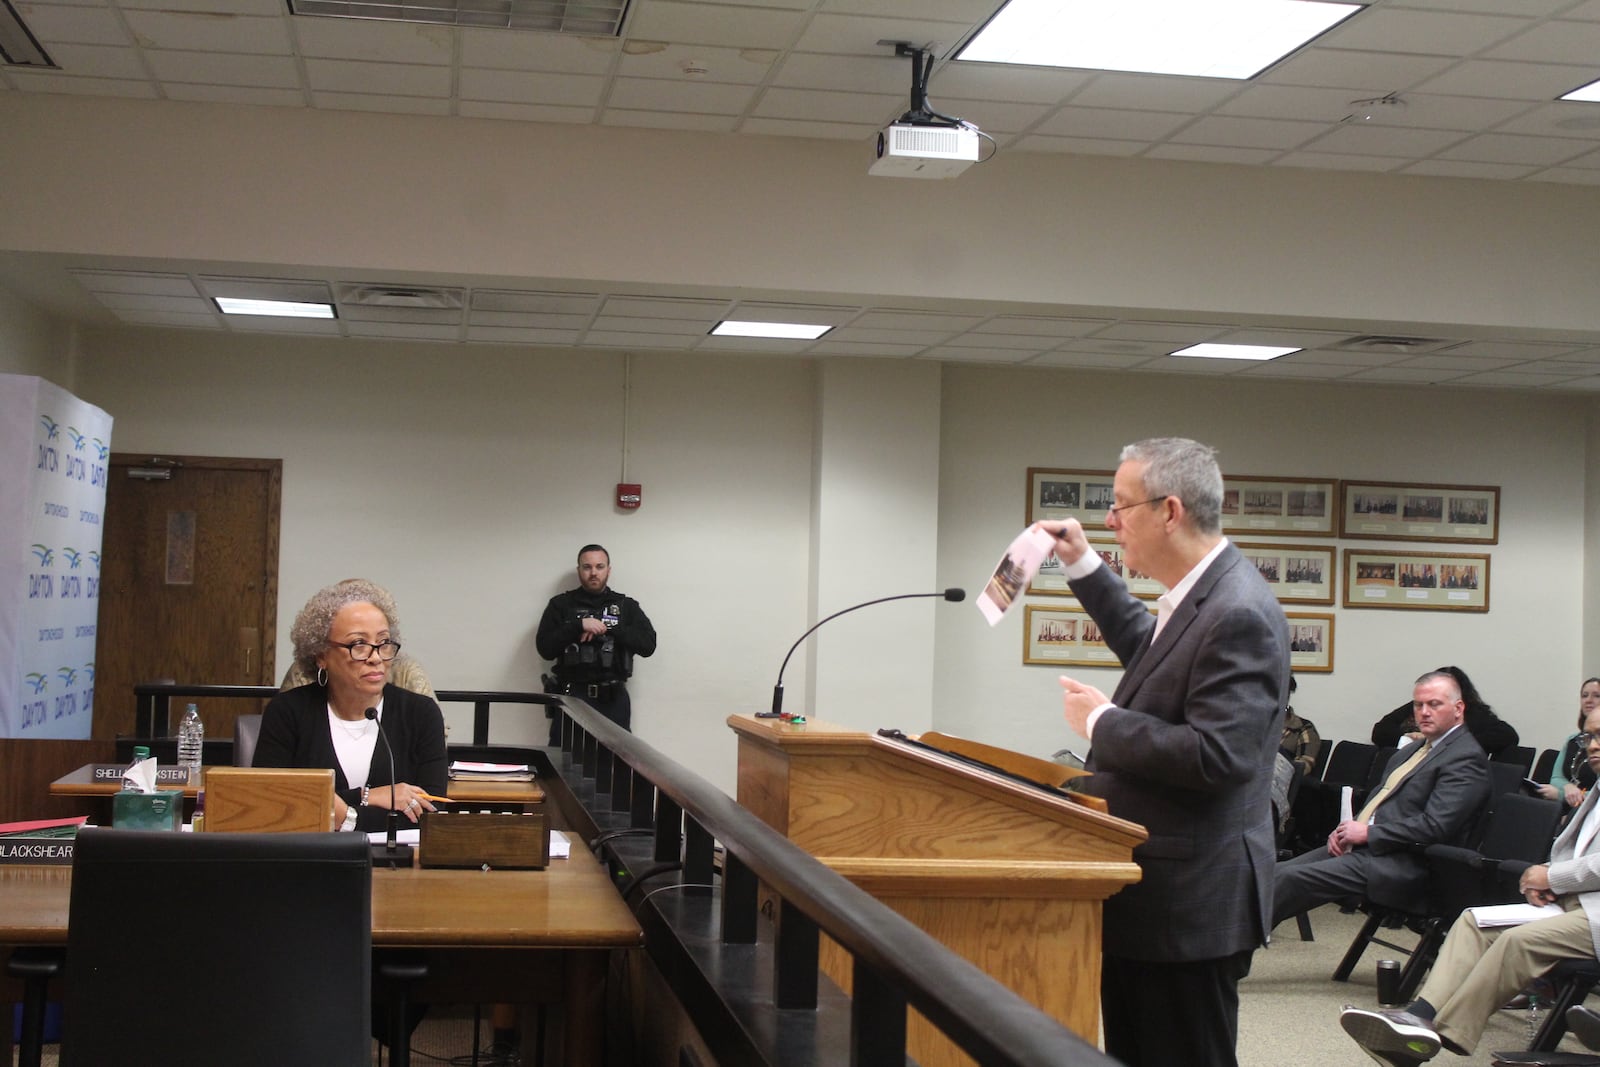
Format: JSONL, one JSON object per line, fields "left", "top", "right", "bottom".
{"left": 1538, "top": 676, "right": 1600, "bottom": 807}
{"left": 1371, "top": 664, "right": 1518, "bottom": 757}
{"left": 278, "top": 578, "right": 436, "bottom": 700}
{"left": 255, "top": 579, "right": 446, "bottom": 833}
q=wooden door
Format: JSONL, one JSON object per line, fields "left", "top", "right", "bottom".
{"left": 93, "top": 455, "right": 281, "bottom": 742}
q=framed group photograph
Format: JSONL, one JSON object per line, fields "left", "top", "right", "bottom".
{"left": 1340, "top": 480, "right": 1499, "bottom": 544}
{"left": 1342, "top": 549, "right": 1490, "bottom": 612}
{"left": 1023, "top": 604, "right": 1135, "bottom": 667}
{"left": 1026, "top": 467, "right": 1116, "bottom": 526}
{"left": 1027, "top": 536, "right": 1165, "bottom": 599}
{"left": 1219, "top": 475, "right": 1339, "bottom": 537}
{"left": 1284, "top": 612, "right": 1334, "bottom": 673}
{"left": 1237, "top": 542, "right": 1336, "bottom": 605}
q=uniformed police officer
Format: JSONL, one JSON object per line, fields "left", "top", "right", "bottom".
{"left": 536, "top": 544, "right": 656, "bottom": 742}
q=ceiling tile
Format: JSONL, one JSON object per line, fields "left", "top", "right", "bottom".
{"left": 931, "top": 62, "right": 1090, "bottom": 105}
{"left": 122, "top": 10, "right": 292, "bottom": 54}
{"left": 1303, "top": 123, "right": 1469, "bottom": 157}
{"left": 1032, "top": 106, "right": 1190, "bottom": 140}
{"left": 1529, "top": 166, "right": 1600, "bottom": 184}
{"left": 752, "top": 85, "right": 898, "bottom": 122}
{"left": 1273, "top": 151, "right": 1402, "bottom": 172}
{"left": 461, "top": 101, "right": 595, "bottom": 122}
{"left": 163, "top": 84, "right": 307, "bottom": 106}
{"left": 738, "top": 116, "right": 875, "bottom": 138}
{"left": 459, "top": 27, "right": 618, "bottom": 73}
{"left": 1485, "top": 19, "right": 1600, "bottom": 64}
{"left": 599, "top": 108, "right": 737, "bottom": 131}
{"left": 18, "top": 3, "right": 130, "bottom": 46}
{"left": 3, "top": 70, "right": 156, "bottom": 96}
{"left": 1065, "top": 71, "right": 1241, "bottom": 113}
{"left": 144, "top": 50, "right": 302, "bottom": 88}
{"left": 458, "top": 68, "right": 605, "bottom": 106}
{"left": 1435, "top": 132, "right": 1594, "bottom": 164}
{"left": 466, "top": 326, "right": 582, "bottom": 344}
{"left": 1169, "top": 115, "right": 1328, "bottom": 149}
{"left": 40, "top": 42, "right": 145, "bottom": 78}
{"left": 790, "top": 12, "right": 974, "bottom": 56}
{"left": 1411, "top": 58, "right": 1600, "bottom": 99}
{"left": 851, "top": 310, "right": 981, "bottom": 331}
{"left": 1236, "top": 361, "right": 1357, "bottom": 379}
{"left": 621, "top": 43, "right": 777, "bottom": 84}
{"left": 1145, "top": 144, "right": 1280, "bottom": 164}
{"left": 1028, "top": 351, "right": 1157, "bottom": 370}
{"left": 1401, "top": 159, "right": 1539, "bottom": 179}
{"left": 313, "top": 92, "right": 452, "bottom": 115}
{"left": 304, "top": 58, "right": 454, "bottom": 97}
{"left": 581, "top": 331, "right": 698, "bottom": 349}
{"left": 627, "top": 1, "right": 809, "bottom": 49}
{"left": 808, "top": 341, "right": 922, "bottom": 357}
{"left": 70, "top": 270, "right": 198, "bottom": 296}
{"left": 1258, "top": 48, "right": 1454, "bottom": 92}
{"left": 771, "top": 52, "right": 904, "bottom": 94}
{"left": 1318, "top": 9, "right": 1531, "bottom": 55}
{"left": 1011, "top": 134, "right": 1147, "bottom": 156}
{"left": 290, "top": 14, "right": 454, "bottom": 63}
{"left": 606, "top": 76, "right": 756, "bottom": 114}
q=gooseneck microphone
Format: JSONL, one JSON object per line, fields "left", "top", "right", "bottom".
{"left": 364, "top": 706, "right": 401, "bottom": 854}
{"left": 770, "top": 588, "right": 965, "bottom": 716}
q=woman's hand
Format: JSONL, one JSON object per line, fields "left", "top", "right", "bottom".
{"left": 1538, "top": 783, "right": 1558, "bottom": 801}
{"left": 1566, "top": 783, "right": 1586, "bottom": 808}
{"left": 366, "top": 782, "right": 438, "bottom": 823}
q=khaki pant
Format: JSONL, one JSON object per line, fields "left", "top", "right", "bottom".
{"left": 1419, "top": 899, "right": 1592, "bottom": 1053}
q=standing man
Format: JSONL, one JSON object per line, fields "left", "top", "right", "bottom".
{"left": 1040, "top": 437, "right": 1290, "bottom": 1067}
{"left": 1272, "top": 671, "right": 1490, "bottom": 929}
{"left": 537, "top": 544, "right": 656, "bottom": 742}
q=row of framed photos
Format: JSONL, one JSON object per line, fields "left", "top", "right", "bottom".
{"left": 1024, "top": 605, "right": 1337, "bottom": 673}
{"left": 1028, "top": 468, "right": 1500, "bottom": 545}
{"left": 1032, "top": 541, "right": 1489, "bottom": 613}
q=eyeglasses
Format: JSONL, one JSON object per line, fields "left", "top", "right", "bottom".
{"left": 1581, "top": 733, "right": 1600, "bottom": 748}
{"left": 330, "top": 639, "right": 401, "bottom": 661}
{"left": 1107, "top": 495, "right": 1169, "bottom": 516}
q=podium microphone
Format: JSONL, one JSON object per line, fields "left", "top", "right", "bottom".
{"left": 364, "top": 706, "right": 406, "bottom": 860}
{"left": 770, "top": 588, "right": 965, "bottom": 716}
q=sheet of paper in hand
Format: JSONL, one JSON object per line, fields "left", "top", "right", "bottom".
{"left": 979, "top": 525, "right": 1058, "bottom": 626}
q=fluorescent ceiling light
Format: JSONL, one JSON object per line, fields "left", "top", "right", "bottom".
{"left": 1561, "top": 78, "right": 1600, "bottom": 103}
{"left": 712, "top": 320, "right": 832, "bottom": 340}
{"left": 956, "top": 0, "right": 1362, "bottom": 80}
{"left": 215, "top": 297, "right": 336, "bottom": 319}
{"left": 1171, "top": 343, "right": 1300, "bottom": 361}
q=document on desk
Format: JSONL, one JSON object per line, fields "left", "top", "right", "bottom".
{"left": 550, "top": 831, "right": 570, "bottom": 859}
{"left": 448, "top": 761, "right": 536, "bottom": 782}
{"left": 1468, "top": 902, "right": 1563, "bottom": 928}
{"left": 368, "top": 828, "right": 422, "bottom": 846}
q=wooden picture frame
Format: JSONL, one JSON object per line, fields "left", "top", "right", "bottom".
{"left": 1340, "top": 480, "right": 1499, "bottom": 544}
{"left": 1026, "top": 467, "right": 1116, "bottom": 526}
{"left": 1342, "top": 549, "right": 1490, "bottom": 612}
{"left": 1285, "top": 612, "right": 1334, "bottom": 673}
{"left": 1027, "top": 536, "right": 1164, "bottom": 599}
{"left": 1236, "top": 542, "right": 1336, "bottom": 605}
{"left": 1219, "top": 475, "right": 1339, "bottom": 537}
{"left": 1023, "top": 604, "right": 1140, "bottom": 667}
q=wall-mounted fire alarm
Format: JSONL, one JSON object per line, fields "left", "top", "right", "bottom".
{"left": 616, "top": 483, "right": 642, "bottom": 510}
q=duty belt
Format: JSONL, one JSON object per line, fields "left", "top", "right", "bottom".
{"left": 559, "top": 679, "right": 622, "bottom": 701}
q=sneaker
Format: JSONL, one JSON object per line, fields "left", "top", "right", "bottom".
{"left": 1340, "top": 1005, "right": 1441, "bottom": 1066}
{"left": 1571, "top": 1006, "right": 1600, "bottom": 1052}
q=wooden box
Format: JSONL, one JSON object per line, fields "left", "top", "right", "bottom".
{"left": 201, "top": 767, "right": 334, "bottom": 833}
{"left": 420, "top": 811, "right": 549, "bottom": 869}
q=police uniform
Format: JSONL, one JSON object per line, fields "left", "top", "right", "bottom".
{"left": 536, "top": 584, "right": 656, "bottom": 740}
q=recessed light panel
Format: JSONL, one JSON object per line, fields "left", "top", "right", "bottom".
{"left": 957, "top": 0, "right": 1362, "bottom": 80}
{"left": 1561, "top": 79, "right": 1600, "bottom": 104}
{"left": 215, "top": 298, "right": 336, "bottom": 319}
{"left": 1171, "top": 343, "right": 1299, "bottom": 361}
{"left": 712, "top": 321, "right": 832, "bottom": 340}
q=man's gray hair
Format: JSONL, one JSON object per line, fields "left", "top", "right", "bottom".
{"left": 290, "top": 578, "right": 403, "bottom": 676}
{"left": 1120, "top": 437, "right": 1224, "bottom": 534}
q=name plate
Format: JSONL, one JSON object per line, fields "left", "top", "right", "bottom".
{"left": 92, "top": 764, "right": 192, "bottom": 784}
{"left": 420, "top": 812, "right": 550, "bottom": 870}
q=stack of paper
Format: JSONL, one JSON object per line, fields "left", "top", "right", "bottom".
{"left": 448, "top": 761, "right": 535, "bottom": 782}
{"left": 1467, "top": 902, "right": 1563, "bottom": 928}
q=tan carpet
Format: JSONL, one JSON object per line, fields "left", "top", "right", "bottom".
{"left": 1243, "top": 904, "right": 1594, "bottom": 1067}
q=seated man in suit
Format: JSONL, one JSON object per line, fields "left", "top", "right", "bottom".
{"left": 1272, "top": 670, "right": 1491, "bottom": 930}
{"left": 1341, "top": 728, "right": 1600, "bottom": 1065}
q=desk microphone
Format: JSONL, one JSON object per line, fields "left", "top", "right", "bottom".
{"left": 364, "top": 706, "right": 402, "bottom": 856}
{"left": 770, "top": 588, "right": 965, "bottom": 716}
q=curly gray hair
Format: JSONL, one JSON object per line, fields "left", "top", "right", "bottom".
{"left": 289, "top": 578, "right": 403, "bottom": 677}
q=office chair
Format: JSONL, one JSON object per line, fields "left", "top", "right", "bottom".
{"left": 61, "top": 828, "right": 371, "bottom": 1067}
{"left": 233, "top": 712, "right": 263, "bottom": 767}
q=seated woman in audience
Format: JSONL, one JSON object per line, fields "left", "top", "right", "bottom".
{"left": 1538, "top": 676, "right": 1600, "bottom": 807}
{"left": 255, "top": 578, "right": 446, "bottom": 833}
{"left": 1371, "top": 664, "right": 1518, "bottom": 757}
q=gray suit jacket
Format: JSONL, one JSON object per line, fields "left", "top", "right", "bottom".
{"left": 1070, "top": 541, "right": 1290, "bottom": 962}
{"left": 1543, "top": 783, "right": 1600, "bottom": 959}
{"left": 1361, "top": 726, "right": 1490, "bottom": 911}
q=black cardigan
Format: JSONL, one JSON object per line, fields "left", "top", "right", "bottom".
{"left": 254, "top": 682, "right": 447, "bottom": 833}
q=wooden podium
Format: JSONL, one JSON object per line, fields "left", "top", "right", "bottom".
{"left": 730, "top": 714, "right": 1146, "bottom": 1067}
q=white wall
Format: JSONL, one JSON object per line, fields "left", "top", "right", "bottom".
{"left": 20, "top": 318, "right": 1599, "bottom": 792}
{"left": 70, "top": 327, "right": 817, "bottom": 792}
{"left": 934, "top": 363, "right": 1590, "bottom": 762}
{"left": 0, "top": 289, "right": 71, "bottom": 386}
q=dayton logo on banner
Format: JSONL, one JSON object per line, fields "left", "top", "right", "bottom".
{"left": 0, "top": 375, "right": 111, "bottom": 739}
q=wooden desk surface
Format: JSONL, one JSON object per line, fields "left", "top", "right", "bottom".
{"left": 47, "top": 763, "right": 545, "bottom": 806}
{"left": 0, "top": 841, "right": 638, "bottom": 949}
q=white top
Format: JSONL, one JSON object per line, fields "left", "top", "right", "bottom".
{"left": 326, "top": 696, "right": 384, "bottom": 791}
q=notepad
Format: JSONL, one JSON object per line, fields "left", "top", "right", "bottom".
{"left": 448, "top": 761, "right": 535, "bottom": 782}
{"left": 1468, "top": 902, "right": 1563, "bottom": 928}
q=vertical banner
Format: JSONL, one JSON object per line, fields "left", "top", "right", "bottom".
{"left": 0, "top": 375, "right": 112, "bottom": 738}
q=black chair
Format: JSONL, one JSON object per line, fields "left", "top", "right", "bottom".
{"left": 1532, "top": 748, "right": 1559, "bottom": 786}
{"left": 1310, "top": 737, "right": 1333, "bottom": 780}
{"left": 1334, "top": 794, "right": 1563, "bottom": 1003}
{"left": 1526, "top": 959, "right": 1600, "bottom": 1051}
{"left": 1490, "top": 759, "right": 1531, "bottom": 800}
{"left": 6, "top": 948, "right": 62, "bottom": 1067}
{"left": 61, "top": 828, "right": 371, "bottom": 1067}
{"left": 1494, "top": 745, "right": 1537, "bottom": 776}
{"left": 1291, "top": 740, "right": 1381, "bottom": 854}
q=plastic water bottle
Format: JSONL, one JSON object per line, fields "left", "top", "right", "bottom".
{"left": 177, "top": 703, "right": 203, "bottom": 779}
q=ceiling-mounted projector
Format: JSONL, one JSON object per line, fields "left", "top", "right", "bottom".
{"left": 871, "top": 122, "right": 980, "bottom": 179}
{"left": 869, "top": 42, "right": 989, "bottom": 180}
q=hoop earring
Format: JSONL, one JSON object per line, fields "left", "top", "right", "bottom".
{"left": 316, "top": 666, "right": 327, "bottom": 687}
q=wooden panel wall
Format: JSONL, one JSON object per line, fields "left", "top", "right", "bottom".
{"left": 0, "top": 738, "right": 114, "bottom": 823}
